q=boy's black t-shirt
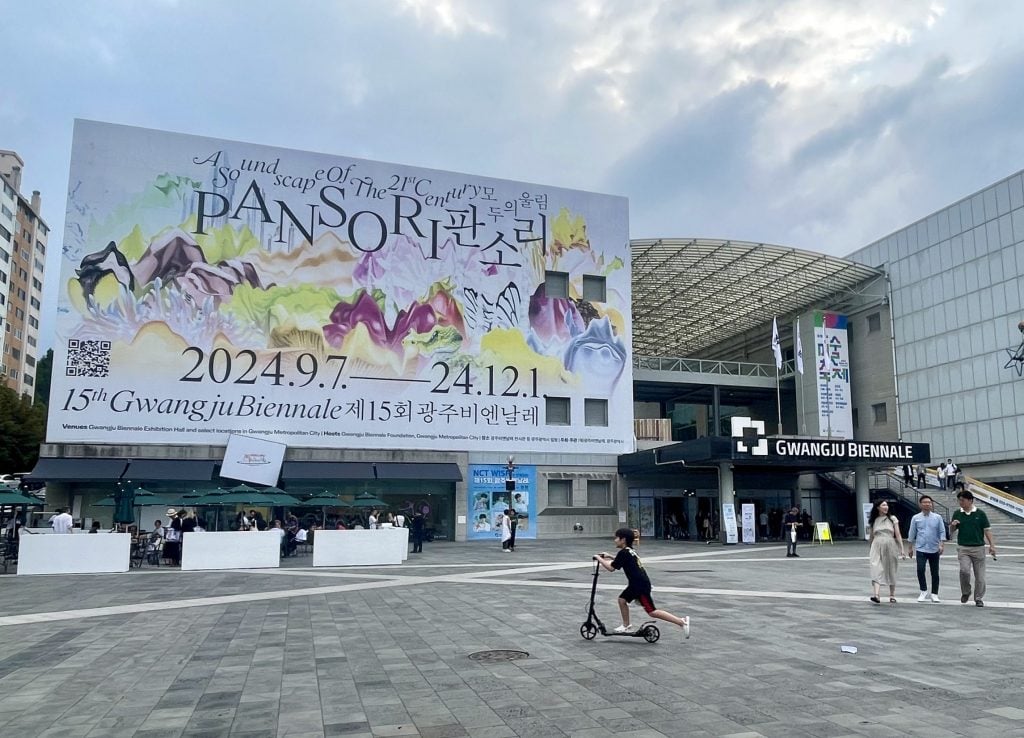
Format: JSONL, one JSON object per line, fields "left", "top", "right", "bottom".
{"left": 611, "top": 547, "right": 651, "bottom": 590}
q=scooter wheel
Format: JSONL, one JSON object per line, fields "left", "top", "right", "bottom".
{"left": 580, "top": 622, "right": 598, "bottom": 640}
{"left": 642, "top": 625, "right": 660, "bottom": 643}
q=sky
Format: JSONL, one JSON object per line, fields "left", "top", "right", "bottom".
{"left": 3, "top": 0, "right": 1024, "bottom": 349}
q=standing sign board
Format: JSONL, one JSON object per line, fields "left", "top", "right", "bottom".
{"left": 49, "top": 121, "right": 632, "bottom": 454}
{"left": 722, "top": 503, "right": 738, "bottom": 544}
{"left": 741, "top": 503, "right": 756, "bottom": 543}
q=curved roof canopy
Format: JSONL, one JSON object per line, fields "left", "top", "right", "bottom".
{"left": 631, "top": 238, "right": 884, "bottom": 357}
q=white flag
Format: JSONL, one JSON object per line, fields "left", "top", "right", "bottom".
{"left": 795, "top": 319, "right": 804, "bottom": 374}
{"left": 771, "top": 317, "right": 782, "bottom": 370}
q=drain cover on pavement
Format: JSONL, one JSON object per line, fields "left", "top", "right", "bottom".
{"left": 468, "top": 649, "right": 529, "bottom": 662}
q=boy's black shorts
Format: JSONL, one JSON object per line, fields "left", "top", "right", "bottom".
{"left": 619, "top": 586, "right": 656, "bottom": 614}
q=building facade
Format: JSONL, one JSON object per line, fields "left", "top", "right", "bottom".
{"left": 0, "top": 150, "right": 47, "bottom": 398}
{"left": 847, "top": 170, "right": 1024, "bottom": 487}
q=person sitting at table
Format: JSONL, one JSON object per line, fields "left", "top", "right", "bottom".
{"left": 88, "top": 521, "right": 102, "bottom": 533}
{"left": 295, "top": 526, "right": 308, "bottom": 552}
{"left": 335, "top": 520, "right": 347, "bottom": 530}
{"left": 270, "top": 519, "right": 287, "bottom": 556}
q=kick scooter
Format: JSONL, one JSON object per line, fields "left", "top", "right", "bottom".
{"left": 580, "top": 557, "right": 660, "bottom": 643}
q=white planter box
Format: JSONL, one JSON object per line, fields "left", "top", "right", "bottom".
{"left": 180, "top": 531, "right": 281, "bottom": 571}
{"left": 313, "top": 528, "right": 410, "bottom": 567}
{"left": 18, "top": 533, "right": 131, "bottom": 575}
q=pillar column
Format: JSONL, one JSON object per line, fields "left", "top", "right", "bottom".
{"left": 855, "top": 465, "right": 871, "bottom": 539}
{"left": 718, "top": 462, "right": 735, "bottom": 543}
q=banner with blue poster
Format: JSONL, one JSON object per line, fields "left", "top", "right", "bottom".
{"left": 467, "top": 464, "right": 537, "bottom": 540}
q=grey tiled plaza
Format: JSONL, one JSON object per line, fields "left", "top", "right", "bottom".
{"left": 3, "top": 528, "right": 1024, "bottom": 738}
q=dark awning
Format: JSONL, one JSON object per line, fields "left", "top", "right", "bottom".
{"left": 281, "top": 461, "right": 376, "bottom": 480}
{"left": 374, "top": 462, "right": 463, "bottom": 481}
{"left": 125, "top": 459, "right": 218, "bottom": 481}
{"left": 27, "top": 457, "right": 129, "bottom": 481}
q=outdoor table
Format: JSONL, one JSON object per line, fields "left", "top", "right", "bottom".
{"left": 17, "top": 532, "right": 131, "bottom": 575}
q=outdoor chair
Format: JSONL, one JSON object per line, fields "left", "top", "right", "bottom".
{"left": 0, "top": 537, "right": 18, "bottom": 574}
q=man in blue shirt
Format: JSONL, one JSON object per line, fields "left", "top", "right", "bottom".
{"left": 907, "top": 494, "right": 946, "bottom": 602}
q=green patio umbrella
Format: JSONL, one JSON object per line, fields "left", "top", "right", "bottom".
{"left": 348, "top": 493, "right": 387, "bottom": 508}
{"left": 0, "top": 490, "right": 43, "bottom": 506}
{"left": 260, "top": 486, "right": 302, "bottom": 506}
{"left": 192, "top": 488, "right": 284, "bottom": 506}
{"left": 294, "top": 492, "right": 343, "bottom": 526}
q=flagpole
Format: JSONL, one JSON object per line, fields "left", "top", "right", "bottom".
{"left": 776, "top": 364, "right": 782, "bottom": 435}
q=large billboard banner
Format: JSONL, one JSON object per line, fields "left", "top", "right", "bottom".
{"left": 814, "top": 312, "right": 853, "bottom": 439}
{"left": 467, "top": 464, "right": 537, "bottom": 541}
{"left": 50, "top": 121, "right": 632, "bottom": 452}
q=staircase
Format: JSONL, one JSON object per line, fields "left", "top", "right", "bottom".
{"left": 898, "top": 470, "right": 1023, "bottom": 525}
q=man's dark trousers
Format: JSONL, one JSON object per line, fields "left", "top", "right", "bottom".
{"left": 916, "top": 550, "right": 941, "bottom": 593}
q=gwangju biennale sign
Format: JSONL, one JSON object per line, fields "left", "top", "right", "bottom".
{"left": 49, "top": 121, "right": 632, "bottom": 453}
{"left": 730, "top": 417, "right": 929, "bottom": 464}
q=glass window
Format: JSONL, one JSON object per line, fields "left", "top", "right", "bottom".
{"left": 1, "top": 205, "right": 12, "bottom": 219}
{"left": 0, "top": 225, "right": 9, "bottom": 242}
{"left": 23, "top": 374, "right": 32, "bottom": 386}
{"left": 0, "top": 270, "right": 6, "bottom": 283}
{"left": 25, "top": 354, "right": 34, "bottom": 367}
{"left": 587, "top": 480, "right": 611, "bottom": 507}
{"left": 548, "top": 479, "right": 571, "bottom": 507}
{"left": 872, "top": 402, "right": 887, "bottom": 424}
{"left": 867, "top": 312, "right": 881, "bottom": 333}
{"left": 582, "top": 275, "right": 606, "bottom": 302}
{"left": 546, "top": 396, "right": 570, "bottom": 425}
{"left": 544, "top": 271, "right": 569, "bottom": 299}
{"left": 584, "top": 398, "right": 608, "bottom": 426}
{"left": 27, "top": 336, "right": 36, "bottom": 347}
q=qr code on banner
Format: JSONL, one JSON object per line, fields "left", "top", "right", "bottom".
{"left": 66, "top": 339, "right": 112, "bottom": 378}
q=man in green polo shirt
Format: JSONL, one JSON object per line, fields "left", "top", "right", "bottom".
{"left": 949, "top": 490, "right": 997, "bottom": 607}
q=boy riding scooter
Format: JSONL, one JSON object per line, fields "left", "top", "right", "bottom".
{"left": 594, "top": 528, "right": 691, "bottom": 638}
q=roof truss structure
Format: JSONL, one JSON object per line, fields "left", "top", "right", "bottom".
{"left": 630, "top": 238, "right": 884, "bottom": 356}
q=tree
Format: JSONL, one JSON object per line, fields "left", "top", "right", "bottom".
{"left": 0, "top": 386, "right": 45, "bottom": 471}
{"left": 34, "top": 348, "right": 53, "bottom": 406}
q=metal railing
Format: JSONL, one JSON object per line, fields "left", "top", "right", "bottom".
{"left": 870, "top": 472, "right": 951, "bottom": 520}
{"left": 634, "top": 356, "right": 795, "bottom": 378}
{"left": 818, "top": 470, "right": 950, "bottom": 521}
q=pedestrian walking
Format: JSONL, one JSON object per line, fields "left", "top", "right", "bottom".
{"left": 950, "top": 490, "right": 996, "bottom": 606}
{"left": 759, "top": 510, "right": 769, "bottom": 539}
{"left": 868, "top": 500, "right": 906, "bottom": 604}
{"left": 945, "top": 459, "right": 957, "bottom": 490}
{"left": 499, "top": 510, "right": 512, "bottom": 552}
{"left": 410, "top": 512, "right": 424, "bottom": 553}
{"left": 937, "top": 462, "right": 947, "bottom": 490}
{"left": 784, "top": 506, "right": 801, "bottom": 557}
{"left": 902, "top": 464, "right": 913, "bottom": 488}
{"left": 915, "top": 463, "right": 926, "bottom": 489}
{"left": 907, "top": 494, "right": 946, "bottom": 602}
{"left": 507, "top": 509, "right": 518, "bottom": 551}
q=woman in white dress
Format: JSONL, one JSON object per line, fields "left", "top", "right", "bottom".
{"left": 499, "top": 511, "right": 512, "bottom": 552}
{"left": 868, "top": 500, "right": 906, "bottom": 604}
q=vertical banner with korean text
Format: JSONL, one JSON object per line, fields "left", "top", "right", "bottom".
{"left": 49, "top": 121, "right": 632, "bottom": 453}
{"left": 741, "top": 503, "right": 756, "bottom": 543}
{"left": 722, "top": 502, "right": 738, "bottom": 544}
{"left": 467, "top": 464, "right": 537, "bottom": 541}
{"left": 814, "top": 312, "right": 853, "bottom": 439}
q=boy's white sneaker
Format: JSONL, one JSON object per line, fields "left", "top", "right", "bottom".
{"left": 930, "top": 593, "right": 941, "bottom": 603}
{"left": 917, "top": 591, "right": 929, "bottom": 602}
{"left": 682, "top": 617, "right": 691, "bottom": 639}
{"left": 613, "top": 624, "right": 632, "bottom": 633}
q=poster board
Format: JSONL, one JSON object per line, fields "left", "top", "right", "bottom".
{"left": 722, "top": 502, "right": 738, "bottom": 544}
{"left": 49, "top": 121, "right": 632, "bottom": 454}
{"left": 740, "top": 503, "right": 756, "bottom": 543}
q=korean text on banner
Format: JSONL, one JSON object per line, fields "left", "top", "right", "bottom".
{"left": 722, "top": 503, "right": 739, "bottom": 544}
{"left": 741, "top": 503, "right": 756, "bottom": 543}
{"left": 49, "top": 121, "right": 633, "bottom": 454}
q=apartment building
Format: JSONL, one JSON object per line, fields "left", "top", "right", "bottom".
{"left": 0, "top": 150, "right": 47, "bottom": 398}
